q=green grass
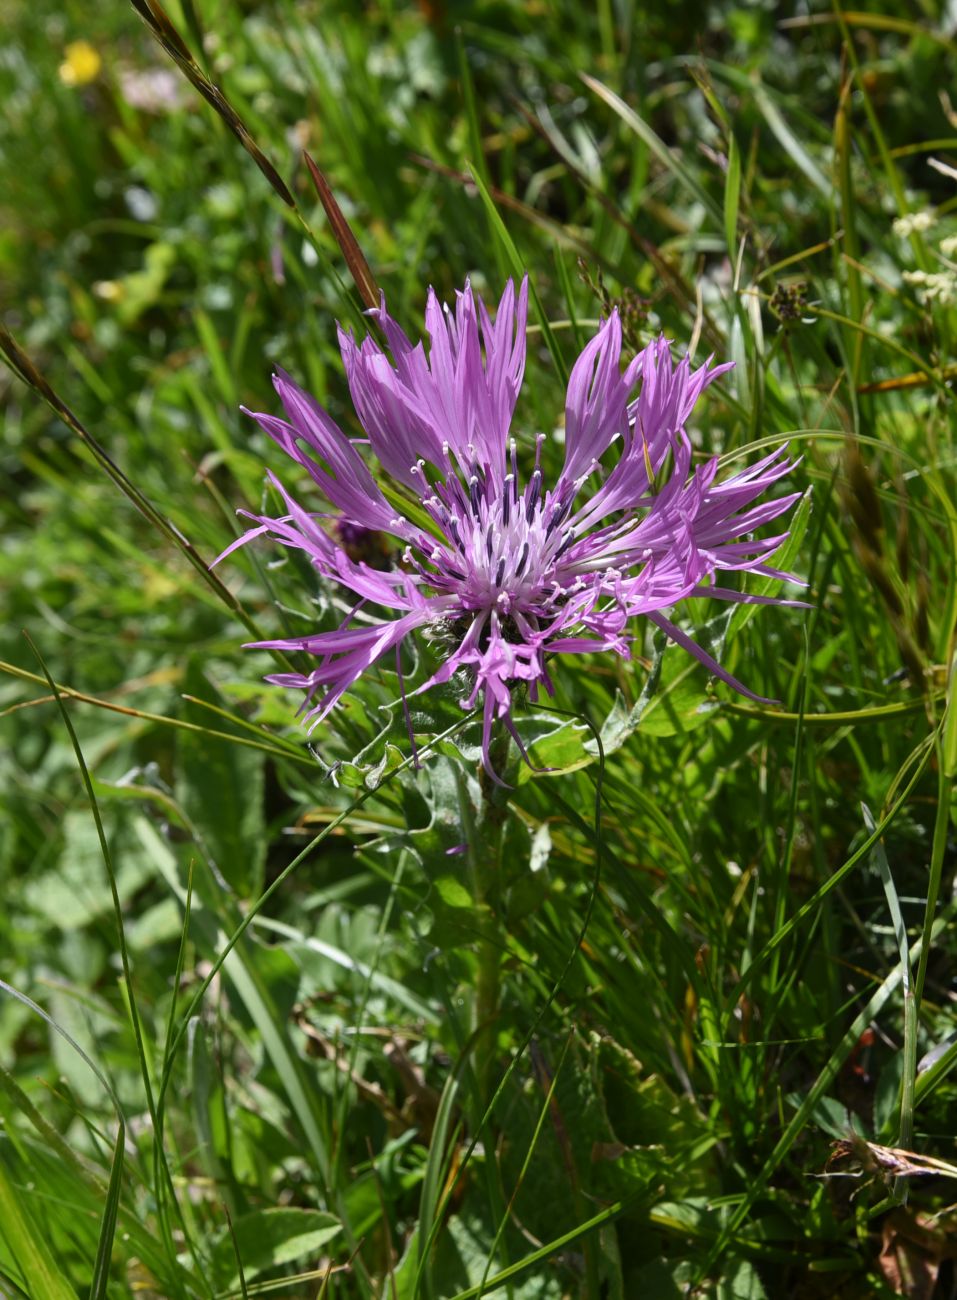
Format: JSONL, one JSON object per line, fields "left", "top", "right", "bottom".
{"left": 2, "top": 1, "right": 957, "bottom": 1296}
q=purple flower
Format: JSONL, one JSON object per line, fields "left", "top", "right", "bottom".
{"left": 216, "top": 277, "right": 800, "bottom": 777}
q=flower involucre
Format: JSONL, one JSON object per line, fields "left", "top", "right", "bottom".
{"left": 218, "top": 277, "right": 799, "bottom": 774}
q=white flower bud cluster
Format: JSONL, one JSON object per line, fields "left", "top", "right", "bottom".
{"left": 892, "top": 210, "right": 937, "bottom": 238}
{"left": 902, "top": 270, "right": 957, "bottom": 306}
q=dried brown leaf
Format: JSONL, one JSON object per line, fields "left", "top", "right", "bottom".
{"left": 303, "top": 152, "right": 380, "bottom": 310}
{"left": 879, "top": 1208, "right": 957, "bottom": 1299}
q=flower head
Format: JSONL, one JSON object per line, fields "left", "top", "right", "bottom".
{"left": 59, "top": 40, "right": 101, "bottom": 88}
{"left": 218, "top": 277, "right": 799, "bottom": 776}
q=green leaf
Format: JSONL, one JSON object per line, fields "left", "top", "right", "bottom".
{"left": 433, "top": 1203, "right": 568, "bottom": 1300}
{"left": 175, "top": 658, "right": 266, "bottom": 895}
{"left": 718, "top": 1257, "right": 769, "bottom": 1300}
{"left": 210, "top": 1207, "right": 341, "bottom": 1290}
{"left": 434, "top": 873, "right": 472, "bottom": 909}
{"left": 115, "top": 241, "right": 176, "bottom": 325}
{"left": 24, "top": 808, "right": 153, "bottom": 931}
{"left": 592, "top": 1034, "right": 718, "bottom": 1199}
{"left": 517, "top": 716, "right": 593, "bottom": 784}
{"left": 595, "top": 623, "right": 724, "bottom": 752}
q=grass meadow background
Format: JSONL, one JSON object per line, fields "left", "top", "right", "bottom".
{"left": 3, "top": 0, "right": 957, "bottom": 1296}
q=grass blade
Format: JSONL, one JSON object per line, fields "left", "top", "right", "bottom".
{"left": 466, "top": 166, "right": 568, "bottom": 384}
{"left": 0, "top": 331, "right": 277, "bottom": 653}
{"left": 753, "top": 82, "right": 829, "bottom": 197}
{"left": 87, "top": 1124, "right": 125, "bottom": 1300}
{"left": 581, "top": 72, "right": 723, "bottom": 226}
{"left": 863, "top": 804, "right": 916, "bottom": 1164}
{"left": 23, "top": 635, "right": 203, "bottom": 1285}
{"left": 128, "top": 0, "right": 294, "bottom": 206}
{"left": 0, "top": 1159, "right": 77, "bottom": 1300}
{"left": 698, "top": 893, "right": 957, "bottom": 1283}
{"left": 0, "top": 658, "right": 313, "bottom": 767}
{"left": 914, "top": 744, "right": 951, "bottom": 1012}
{"left": 449, "top": 1187, "right": 650, "bottom": 1300}
{"left": 724, "top": 129, "right": 742, "bottom": 260}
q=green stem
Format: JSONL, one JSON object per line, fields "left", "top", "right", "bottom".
{"left": 470, "top": 727, "right": 512, "bottom": 1099}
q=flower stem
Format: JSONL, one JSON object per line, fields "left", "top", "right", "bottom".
{"left": 471, "top": 727, "right": 512, "bottom": 1099}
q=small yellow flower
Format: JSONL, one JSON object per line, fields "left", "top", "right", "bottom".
{"left": 59, "top": 41, "right": 102, "bottom": 88}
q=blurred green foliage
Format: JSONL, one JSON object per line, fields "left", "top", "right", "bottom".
{"left": 3, "top": 0, "right": 957, "bottom": 1296}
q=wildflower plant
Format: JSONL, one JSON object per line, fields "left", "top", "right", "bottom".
{"left": 218, "top": 276, "right": 800, "bottom": 777}
{"left": 13, "top": 0, "right": 957, "bottom": 1291}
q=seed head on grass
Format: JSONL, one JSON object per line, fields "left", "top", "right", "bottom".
{"left": 216, "top": 276, "right": 800, "bottom": 776}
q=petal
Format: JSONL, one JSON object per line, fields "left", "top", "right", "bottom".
{"left": 570, "top": 342, "right": 734, "bottom": 529}
{"left": 648, "top": 611, "right": 777, "bottom": 704}
{"left": 477, "top": 275, "right": 528, "bottom": 454}
{"left": 560, "top": 311, "right": 630, "bottom": 486}
{"left": 241, "top": 369, "right": 399, "bottom": 532}
{"left": 228, "top": 472, "right": 421, "bottom": 606}
{"left": 338, "top": 326, "right": 444, "bottom": 485}
{"left": 338, "top": 277, "right": 526, "bottom": 486}
{"left": 257, "top": 606, "right": 438, "bottom": 726}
